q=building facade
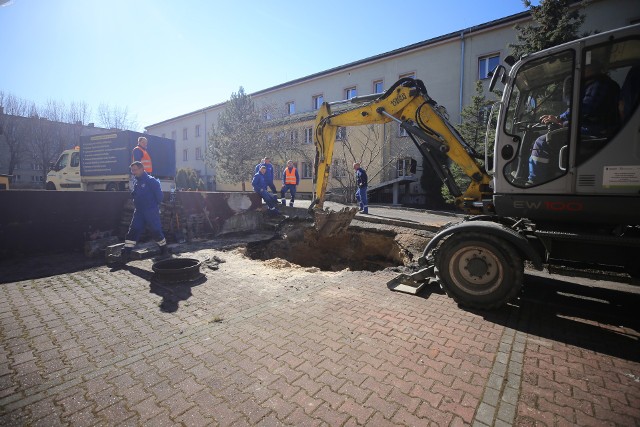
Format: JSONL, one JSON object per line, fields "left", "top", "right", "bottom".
{"left": 145, "top": 0, "right": 640, "bottom": 202}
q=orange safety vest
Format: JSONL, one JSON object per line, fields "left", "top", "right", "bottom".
{"left": 133, "top": 146, "right": 152, "bottom": 173}
{"left": 284, "top": 167, "right": 297, "bottom": 185}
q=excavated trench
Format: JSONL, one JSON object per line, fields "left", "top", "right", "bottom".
{"left": 246, "top": 220, "right": 409, "bottom": 272}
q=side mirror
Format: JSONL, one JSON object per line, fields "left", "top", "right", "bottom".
{"left": 489, "top": 65, "right": 506, "bottom": 92}
{"left": 504, "top": 56, "right": 516, "bottom": 67}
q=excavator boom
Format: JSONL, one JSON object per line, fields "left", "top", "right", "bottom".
{"left": 311, "top": 78, "right": 492, "bottom": 214}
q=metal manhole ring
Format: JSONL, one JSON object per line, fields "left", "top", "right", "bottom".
{"left": 152, "top": 258, "right": 203, "bottom": 284}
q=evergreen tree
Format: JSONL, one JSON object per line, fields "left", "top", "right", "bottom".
{"left": 175, "top": 167, "right": 204, "bottom": 191}
{"left": 206, "top": 87, "right": 266, "bottom": 190}
{"left": 438, "top": 81, "right": 495, "bottom": 205}
{"left": 510, "top": 0, "right": 586, "bottom": 58}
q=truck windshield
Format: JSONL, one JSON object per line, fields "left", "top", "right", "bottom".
{"left": 503, "top": 50, "right": 575, "bottom": 187}
{"left": 54, "top": 153, "right": 69, "bottom": 171}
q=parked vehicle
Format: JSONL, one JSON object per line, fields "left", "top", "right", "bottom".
{"left": 46, "top": 130, "right": 176, "bottom": 191}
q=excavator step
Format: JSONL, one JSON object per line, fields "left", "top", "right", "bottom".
{"left": 386, "top": 266, "right": 435, "bottom": 295}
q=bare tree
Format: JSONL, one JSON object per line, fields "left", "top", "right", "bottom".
{"left": 65, "top": 101, "right": 92, "bottom": 149}
{"left": 97, "top": 103, "right": 137, "bottom": 130}
{"left": 0, "top": 92, "right": 30, "bottom": 176}
{"left": 25, "top": 102, "right": 67, "bottom": 183}
{"left": 265, "top": 115, "right": 316, "bottom": 173}
{"left": 330, "top": 124, "right": 386, "bottom": 203}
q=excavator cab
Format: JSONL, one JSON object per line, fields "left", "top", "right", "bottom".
{"left": 492, "top": 27, "right": 640, "bottom": 225}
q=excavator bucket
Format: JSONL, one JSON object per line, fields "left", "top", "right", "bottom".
{"left": 313, "top": 207, "right": 358, "bottom": 238}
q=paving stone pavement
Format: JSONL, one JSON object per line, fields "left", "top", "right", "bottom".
{"left": 1, "top": 246, "right": 639, "bottom": 426}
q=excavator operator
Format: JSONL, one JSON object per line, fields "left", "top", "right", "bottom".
{"left": 528, "top": 61, "right": 620, "bottom": 184}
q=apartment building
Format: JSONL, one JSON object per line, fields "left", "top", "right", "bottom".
{"left": 146, "top": 0, "right": 639, "bottom": 202}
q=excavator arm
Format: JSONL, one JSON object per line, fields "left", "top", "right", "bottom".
{"left": 312, "top": 78, "right": 493, "bottom": 214}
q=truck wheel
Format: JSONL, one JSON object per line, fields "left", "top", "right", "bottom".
{"left": 106, "top": 182, "right": 119, "bottom": 191}
{"left": 45, "top": 182, "right": 56, "bottom": 190}
{"left": 434, "top": 232, "right": 523, "bottom": 309}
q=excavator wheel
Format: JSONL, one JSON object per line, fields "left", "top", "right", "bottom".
{"left": 434, "top": 232, "right": 523, "bottom": 310}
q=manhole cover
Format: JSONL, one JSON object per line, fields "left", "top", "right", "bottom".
{"left": 152, "top": 258, "right": 203, "bottom": 284}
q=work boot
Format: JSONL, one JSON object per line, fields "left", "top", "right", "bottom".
{"left": 281, "top": 199, "right": 286, "bottom": 206}
{"left": 289, "top": 201, "right": 294, "bottom": 207}
{"left": 159, "top": 245, "right": 170, "bottom": 257}
{"left": 120, "top": 248, "right": 132, "bottom": 263}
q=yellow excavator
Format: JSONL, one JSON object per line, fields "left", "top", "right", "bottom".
{"left": 311, "top": 24, "right": 640, "bottom": 309}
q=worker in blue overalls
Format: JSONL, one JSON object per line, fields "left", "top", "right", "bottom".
{"left": 121, "top": 161, "right": 169, "bottom": 261}
{"left": 354, "top": 162, "right": 368, "bottom": 214}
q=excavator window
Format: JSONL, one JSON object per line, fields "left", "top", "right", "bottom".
{"left": 502, "top": 50, "right": 575, "bottom": 187}
{"left": 575, "top": 37, "right": 640, "bottom": 165}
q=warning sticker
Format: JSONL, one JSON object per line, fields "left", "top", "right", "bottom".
{"left": 603, "top": 165, "right": 640, "bottom": 188}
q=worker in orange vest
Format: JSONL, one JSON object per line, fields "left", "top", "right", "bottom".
{"left": 132, "top": 136, "right": 153, "bottom": 173}
{"left": 280, "top": 160, "right": 299, "bottom": 207}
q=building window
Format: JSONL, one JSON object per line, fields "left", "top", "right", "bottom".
{"left": 398, "top": 123, "right": 408, "bottom": 137}
{"left": 336, "top": 127, "right": 347, "bottom": 141}
{"left": 195, "top": 147, "right": 202, "bottom": 160}
{"left": 195, "top": 125, "right": 201, "bottom": 137}
{"left": 313, "top": 94, "right": 324, "bottom": 110}
{"left": 286, "top": 101, "right": 295, "bottom": 115}
{"left": 399, "top": 72, "right": 415, "bottom": 80}
{"left": 273, "top": 164, "right": 282, "bottom": 180}
{"left": 397, "top": 157, "right": 416, "bottom": 177}
{"left": 171, "top": 130, "right": 177, "bottom": 141}
{"left": 183, "top": 128, "right": 188, "bottom": 140}
{"left": 373, "top": 80, "right": 384, "bottom": 94}
{"left": 301, "top": 162, "right": 313, "bottom": 179}
{"left": 183, "top": 149, "right": 188, "bottom": 161}
{"left": 479, "top": 54, "right": 500, "bottom": 80}
{"left": 290, "top": 129, "right": 298, "bottom": 144}
{"left": 345, "top": 87, "right": 357, "bottom": 100}
{"left": 304, "top": 127, "right": 313, "bottom": 144}
{"left": 263, "top": 109, "right": 272, "bottom": 120}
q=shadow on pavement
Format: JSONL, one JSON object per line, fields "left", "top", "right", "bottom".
{"left": 111, "top": 263, "right": 207, "bottom": 313}
{"left": 478, "top": 273, "right": 640, "bottom": 362}
{"left": 149, "top": 275, "right": 207, "bottom": 313}
{"left": 0, "top": 252, "right": 104, "bottom": 284}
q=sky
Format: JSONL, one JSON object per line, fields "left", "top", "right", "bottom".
{"left": 0, "top": 0, "right": 534, "bottom": 131}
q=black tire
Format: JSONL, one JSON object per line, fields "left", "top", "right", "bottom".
{"left": 45, "top": 182, "right": 57, "bottom": 190}
{"left": 106, "top": 182, "right": 119, "bottom": 191}
{"left": 434, "top": 232, "right": 524, "bottom": 309}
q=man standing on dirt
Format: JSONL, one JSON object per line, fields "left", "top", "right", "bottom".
{"left": 252, "top": 164, "right": 280, "bottom": 215}
{"left": 263, "top": 157, "right": 277, "bottom": 194}
{"left": 280, "top": 160, "right": 299, "bottom": 207}
{"left": 354, "top": 162, "right": 368, "bottom": 214}
{"left": 255, "top": 157, "right": 277, "bottom": 194}
{"left": 121, "top": 161, "right": 169, "bottom": 261}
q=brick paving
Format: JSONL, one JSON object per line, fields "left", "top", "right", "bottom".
{"left": 1, "top": 247, "right": 639, "bottom": 426}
